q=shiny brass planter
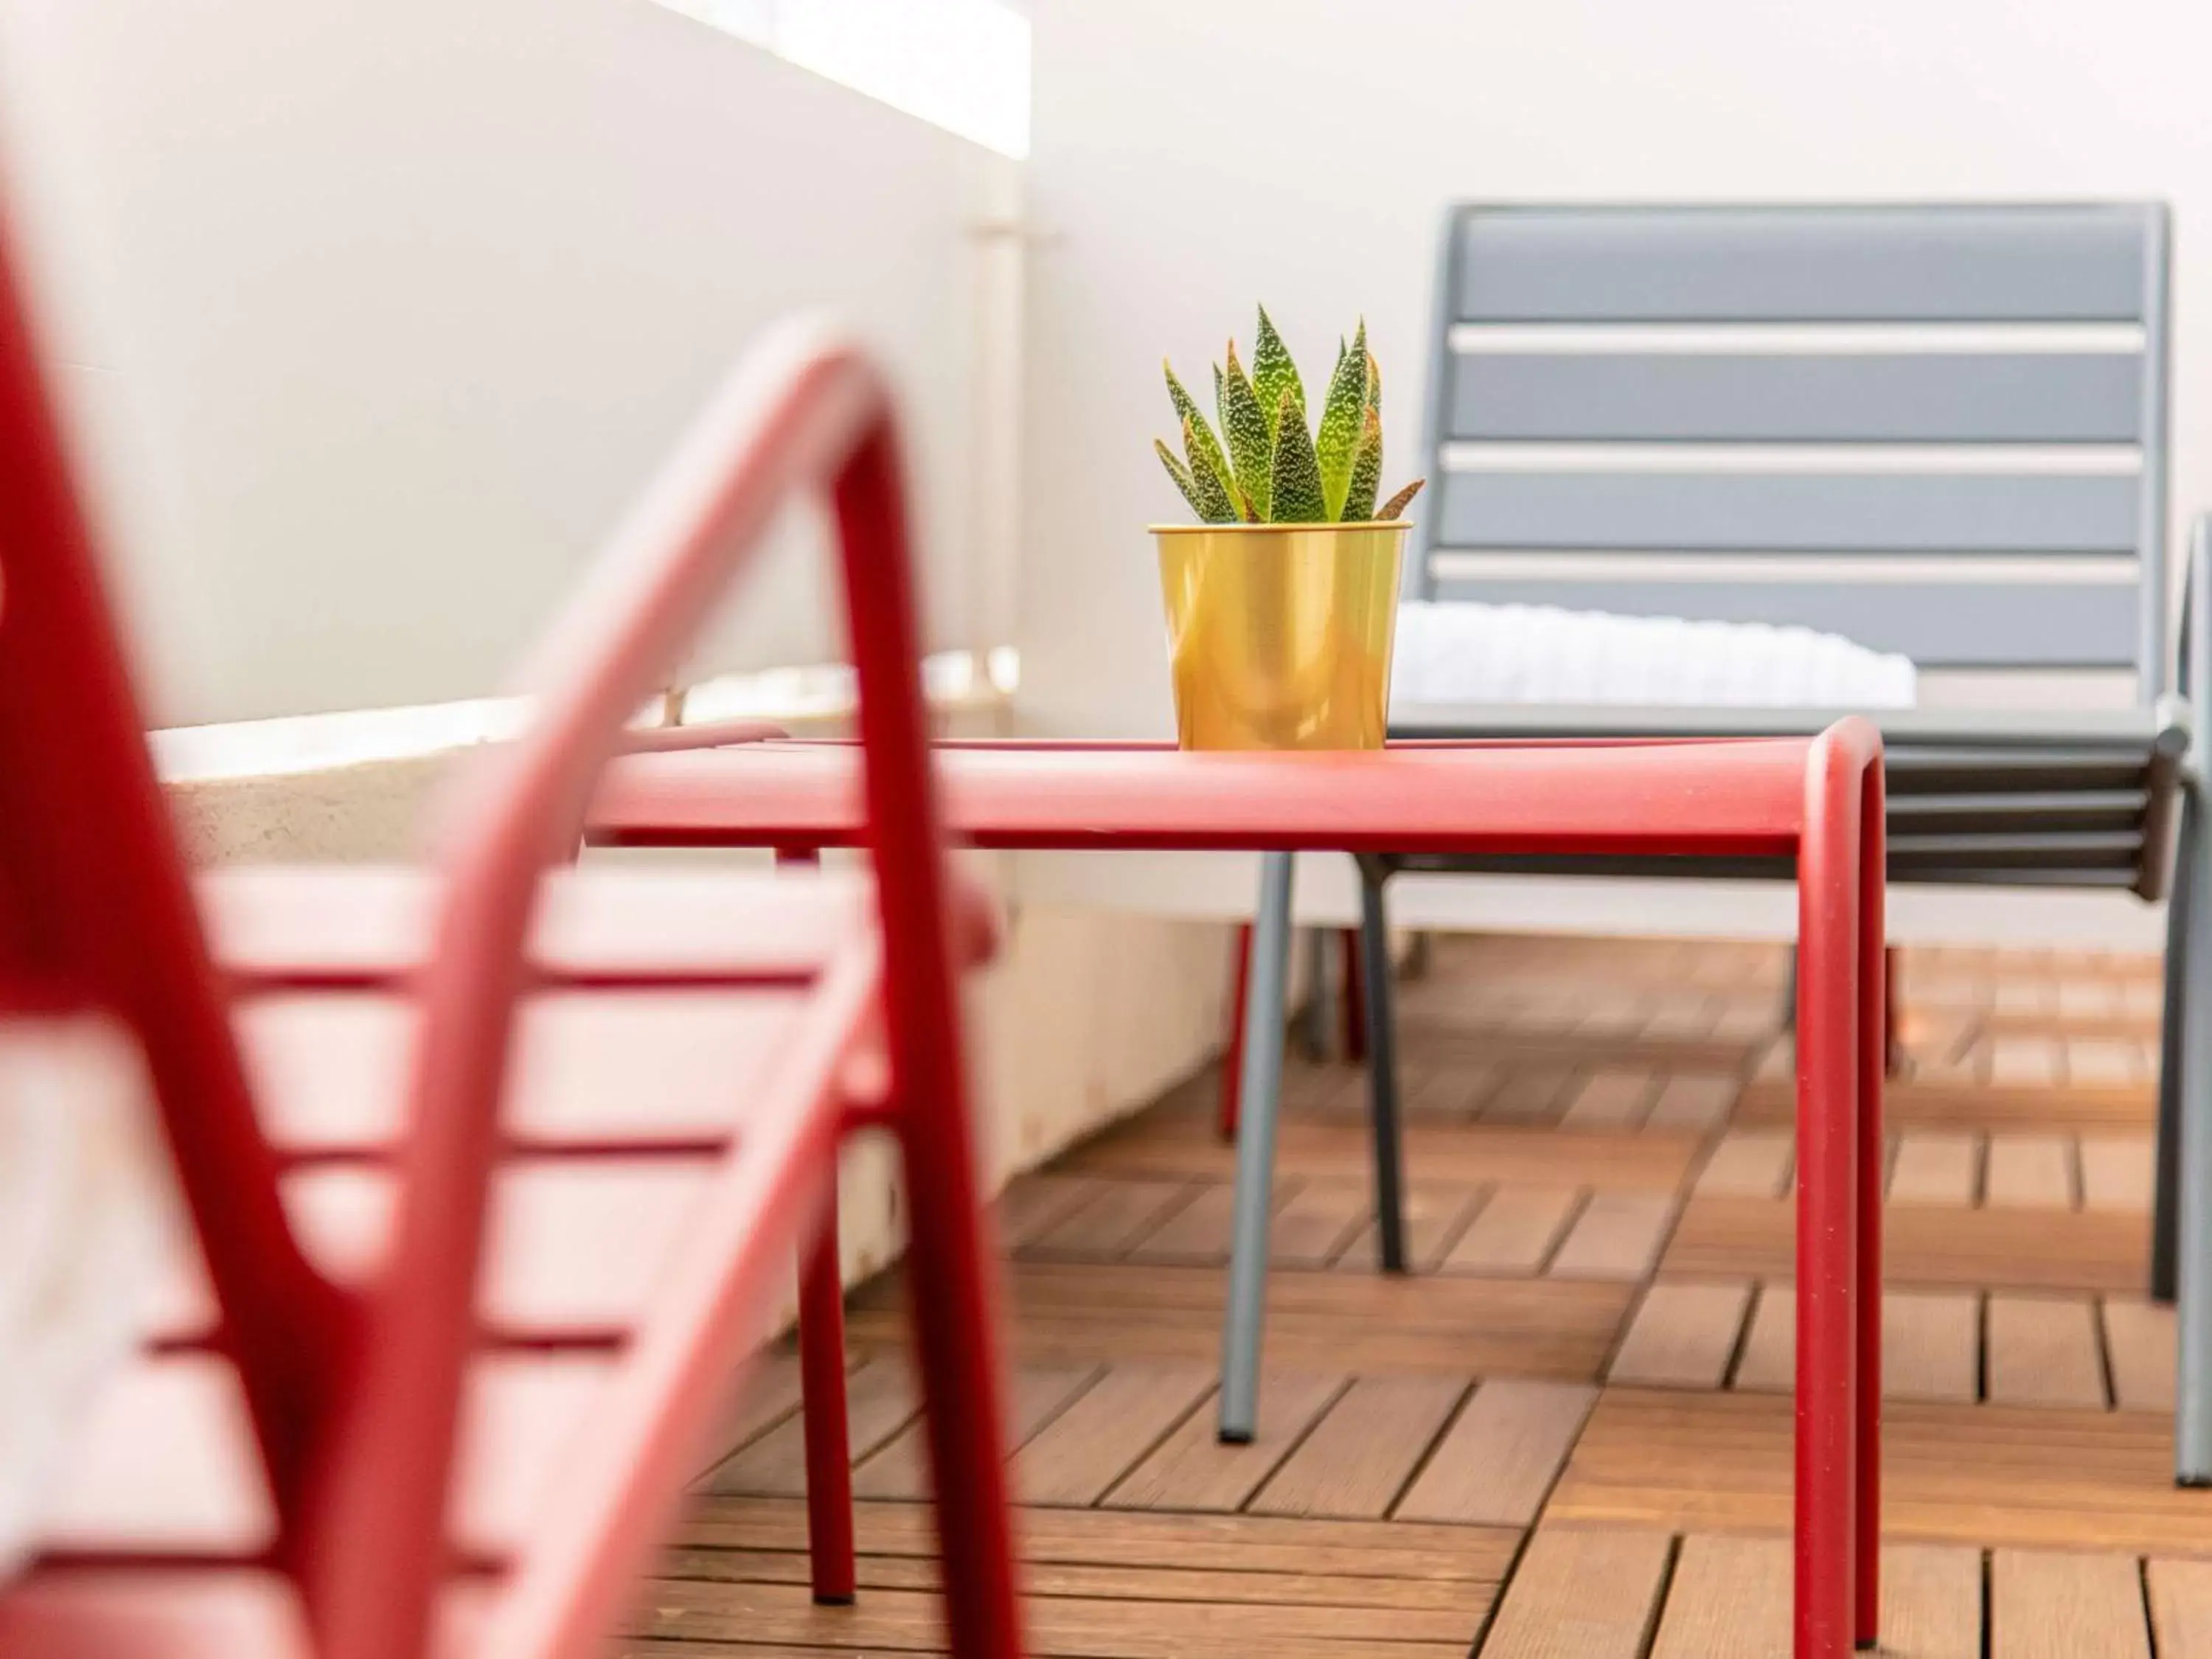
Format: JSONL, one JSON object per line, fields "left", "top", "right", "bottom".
{"left": 1152, "top": 521, "right": 1406, "bottom": 751}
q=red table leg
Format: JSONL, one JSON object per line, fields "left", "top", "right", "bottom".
{"left": 1856, "top": 762, "right": 1888, "bottom": 1646}
{"left": 798, "top": 1183, "right": 856, "bottom": 1604}
{"left": 781, "top": 846, "right": 857, "bottom": 1606}
{"left": 1219, "top": 923, "right": 1253, "bottom": 1141}
{"left": 1795, "top": 728, "right": 1867, "bottom": 1658}
{"left": 839, "top": 427, "right": 1025, "bottom": 1659}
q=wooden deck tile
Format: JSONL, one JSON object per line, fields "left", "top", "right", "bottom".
{"left": 1394, "top": 1379, "right": 1594, "bottom": 1527}
{"left": 1335, "top": 1186, "right": 1481, "bottom": 1273}
{"left": 996, "top": 1175, "right": 1108, "bottom": 1248}
{"left": 1015, "top": 1363, "right": 1213, "bottom": 1506}
{"left": 1442, "top": 1186, "right": 1579, "bottom": 1276}
{"left": 1559, "top": 1068, "right": 1657, "bottom": 1130}
{"left": 1888, "top": 1132, "right": 1980, "bottom": 1204}
{"left": 1248, "top": 1375, "right": 1467, "bottom": 1520}
{"left": 1119, "top": 1180, "right": 1242, "bottom": 1265}
{"left": 1728, "top": 1282, "right": 1792, "bottom": 1391}
{"left": 1986, "top": 1135, "right": 2077, "bottom": 1208}
{"left": 678, "top": 1493, "right": 1517, "bottom": 1583}
{"left": 1548, "top": 1192, "right": 1675, "bottom": 1281}
{"left": 703, "top": 1353, "right": 916, "bottom": 1497}
{"left": 1403, "top": 1060, "right": 1502, "bottom": 1117}
{"left": 2149, "top": 1558, "right": 2212, "bottom": 1658}
{"left": 1664, "top": 1195, "right": 2147, "bottom": 1293}
{"left": 1739, "top": 1074, "right": 2153, "bottom": 1132}
{"left": 1608, "top": 1281, "right": 1752, "bottom": 1390}
{"left": 1989, "top": 1036, "right": 2066, "bottom": 1091}
{"left": 1551, "top": 1388, "right": 2212, "bottom": 1557}
{"left": 852, "top": 1363, "right": 1097, "bottom": 1500}
{"left": 1481, "top": 1066, "right": 1579, "bottom": 1124}
{"left": 2103, "top": 1298, "right": 2176, "bottom": 1413}
{"left": 1989, "top": 1549, "right": 2150, "bottom": 1657}
{"left": 1649, "top": 1532, "right": 1790, "bottom": 1659}
{"left": 633, "top": 1573, "right": 1481, "bottom": 1656}
{"left": 664, "top": 933, "right": 2202, "bottom": 1656}
{"left": 653, "top": 1548, "right": 1495, "bottom": 1612}
{"left": 1268, "top": 1180, "right": 1371, "bottom": 1268}
{"left": 1105, "top": 1371, "right": 1344, "bottom": 1513}
{"left": 1062, "top": 1118, "right": 1699, "bottom": 1193}
{"left": 1020, "top": 1180, "right": 1197, "bottom": 1260}
{"left": 851, "top": 1260, "right": 1635, "bottom": 1380}
{"left": 2079, "top": 1137, "right": 2154, "bottom": 1213}
{"left": 1643, "top": 1071, "right": 1739, "bottom": 1133}
{"left": 1475, "top": 1524, "right": 1672, "bottom": 1659}
{"left": 1881, "top": 1290, "right": 1983, "bottom": 1404}
{"left": 1986, "top": 1295, "right": 2107, "bottom": 1409}
{"left": 2067, "top": 1037, "right": 2149, "bottom": 1085}
{"left": 706, "top": 1352, "right": 808, "bottom": 1467}
{"left": 2058, "top": 980, "right": 2121, "bottom": 1020}
{"left": 1641, "top": 993, "right": 1720, "bottom": 1042}
{"left": 1731, "top": 1286, "right": 1978, "bottom": 1402}
{"left": 1694, "top": 1133, "right": 1791, "bottom": 1200}
{"left": 1877, "top": 1543, "right": 1983, "bottom": 1658}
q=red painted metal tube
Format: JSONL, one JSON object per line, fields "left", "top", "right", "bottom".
{"left": 1856, "top": 757, "right": 1888, "bottom": 1646}
{"left": 782, "top": 846, "right": 857, "bottom": 1607}
{"left": 833, "top": 425, "right": 1023, "bottom": 1659}
{"left": 591, "top": 737, "right": 1810, "bottom": 858}
{"left": 1339, "top": 928, "right": 1368, "bottom": 1062}
{"left": 797, "top": 1182, "right": 856, "bottom": 1604}
{"left": 1793, "top": 717, "right": 1880, "bottom": 1659}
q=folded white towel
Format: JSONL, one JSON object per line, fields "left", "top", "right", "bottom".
{"left": 1390, "top": 600, "right": 1916, "bottom": 712}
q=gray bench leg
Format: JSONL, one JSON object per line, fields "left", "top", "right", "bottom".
{"left": 1298, "top": 926, "right": 1331, "bottom": 1061}
{"left": 2179, "top": 781, "right": 2212, "bottom": 1485}
{"left": 1219, "top": 850, "right": 1295, "bottom": 1443}
{"left": 1357, "top": 856, "right": 1408, "bottom": 1273}
{"left": 2155, "top": 790, "right": 2194, "bottom": 1304}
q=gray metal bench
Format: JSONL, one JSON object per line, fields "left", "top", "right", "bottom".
{"left": 1221, "top": 203, "right": 2211, "bottom": 1478}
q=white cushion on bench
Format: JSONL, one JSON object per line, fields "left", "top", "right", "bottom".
{"left": 1391, "top": 600, "right": 1917, "bottom": 712}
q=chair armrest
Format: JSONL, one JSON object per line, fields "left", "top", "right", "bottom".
{"left": 324, "top": 321, "right": 955, "bottom": 1629}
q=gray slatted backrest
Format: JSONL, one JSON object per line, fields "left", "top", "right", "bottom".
{"left": 1408, "top": 204, "right": 2171, "bottom": 689}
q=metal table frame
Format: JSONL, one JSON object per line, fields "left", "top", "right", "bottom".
{"left": 591, "top": 726, "right": 1887, "bottom": 1658}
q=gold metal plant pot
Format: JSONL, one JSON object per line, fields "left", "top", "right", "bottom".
{"left": 1153, "top": 521, "right": 1406, "bottom": 751}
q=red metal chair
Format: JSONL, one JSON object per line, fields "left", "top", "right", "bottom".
{"left": 0, "top": 198, "right": 1023, "bottom": 1659}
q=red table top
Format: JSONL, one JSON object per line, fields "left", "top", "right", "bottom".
{"left": 589, "top": 737, "right": 1824, "bottom": 858}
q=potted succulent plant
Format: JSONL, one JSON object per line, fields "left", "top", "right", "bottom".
{"left": 1153, "top": 308, "right": 1424, "bottom": 750}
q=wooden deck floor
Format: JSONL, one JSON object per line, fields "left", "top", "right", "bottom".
{"left": 641, "top": 935, "right": 2206, "bottom": 1656}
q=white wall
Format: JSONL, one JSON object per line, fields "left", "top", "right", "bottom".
{"left": 1015, "top": 0, "right": 2212, "bottom": 740}
{"left": 0, "top": 0, "right": 1015, "bottom": 725}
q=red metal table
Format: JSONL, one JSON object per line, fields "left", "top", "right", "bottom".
{"left": 590, "top": 729, "right": 1886, "bottom": 1658}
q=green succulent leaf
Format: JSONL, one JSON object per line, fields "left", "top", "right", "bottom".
{"left": 1376, "top": 477, "right": 1426, "bottom": 523}
{"left": 1155, "top": 439, "right": 1208, "bottom": 520}
{"left": 1268, "top": 389, "right": 1327, "bottom": 522}
{"left": 1233, "top": 481, "right": 1261, "bottom": 524}
{"left": 1180, "top": 416, "right": 1239, "bottom": 522}
{"left": 1217, "top": 340, "right": 1274, "bottom": 520}
{"left": 1164, "top": 361, "right": 1234, "bottom": 502}
{"left": 1365, "top": 348, "right": 1381, "bottom": 415}
{"left": 1316, "top": 319, "right": 1369, "bottom": 519}
{"left": 1340, "top": 407, "right": 1383, "bottom": 521}
{"left": 1251, "top": 307, "right": 1304, "bottom": 441}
